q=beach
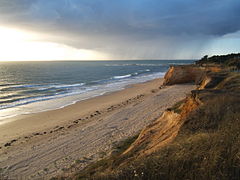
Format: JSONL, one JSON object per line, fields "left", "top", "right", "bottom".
{"left": 0, "top": 1, "right": 237, "bottom": 178}
{"left": 0, "top": 78, "right": 195, "bottom": 179}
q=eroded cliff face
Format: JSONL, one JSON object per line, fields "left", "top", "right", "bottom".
{"left": 123, "top": 68, "right": 239, "bottom": 160}
{"left": 197, "top": 72, "right": 231, "bottom": 90}
{"left": 65, "top": 68, "right": 240, "bottom": 180}
{"left": 163, "top": 65, "right": 222, "bottom": 86}
{"left": 123, "top": 111, "right": 181, "bottom": 156}
{"left": 62, "top": 55, "right": 240, "bottom": 180}
{"left": 122, "top": 66, "right": 230, "bottom": 160}
{"left": 121, "top": 65, "right": 214, "bottom": 157}
{"left": 123, "top": 90, "right": 200, "bottom": 157}
{"left": 163, "top": 65, "right": 205, "bottom": 85}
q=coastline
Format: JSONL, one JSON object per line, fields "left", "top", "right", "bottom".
{"left": 0, "top": 71, "right": 166, "bottom": 122}
{"left": 0, "top": 78, "right": 164, "bottom": 144}
{"left": 0, "top": 77, "right": 195, "bottom": 179}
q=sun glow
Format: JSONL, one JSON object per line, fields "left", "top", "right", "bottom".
{"left": 0, "top": 26, "right": 107, "bottom": 61}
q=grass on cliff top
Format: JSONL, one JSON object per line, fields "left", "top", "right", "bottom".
{"left": 73, "top": 72, "right": 240, "bottom": 180}
{"left": 89, "top": 93, "right": 240, "bottom": 180}
{"left": 56, "top": 72, "right": 240, "bottom": 180}
{"left": 216, "top": 73, "right": 240, "bottom": 91}
{"left": 197, "top": 53, "right": 240, "bottom": 69}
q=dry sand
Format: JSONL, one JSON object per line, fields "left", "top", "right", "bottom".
{"left": 0, "top": 78, "right": 195, "bottom": 179}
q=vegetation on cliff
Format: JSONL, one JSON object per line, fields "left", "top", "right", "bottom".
{"left": 69, "top": 73, "right": 239, "bottom": 180}
{"left": 197, "top": 53, "right": 240, "bottom": 69}
{"left": 56, "top": 54, "right": 240, "bottom": 180}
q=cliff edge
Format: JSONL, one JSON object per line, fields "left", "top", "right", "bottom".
{"left": 163, "top": 65, "right": 222, "bottom": 86}
{"left": 56, "top": 54, "right": 240, "bottom": 180}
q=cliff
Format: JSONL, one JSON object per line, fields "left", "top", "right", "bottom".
{"left": 56, "top": 54, "right": 240, "bottom": 180}
{"left": 85, "top": 71, "right": 239, "bottom": 180}
{"left": 123, "top": 94, "right": 200, "bottom": 158}
{"left": 163, "top": 65, "right": 222, "bottom": 85}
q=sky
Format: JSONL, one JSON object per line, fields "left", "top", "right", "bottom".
{"left": 0, "top": 0, "right": 240, "bottom": 61}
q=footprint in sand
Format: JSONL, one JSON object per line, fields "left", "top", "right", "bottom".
{"left": 73, "top": 120, "right": 79, "bottom": 124}
{"left": 4, "top": 142, "right": 11, "bottom": 147}
{"left": 54, "top": 127, "right": 64, "bottom": 132}
{"left": 67, "top": 125, "right": 74, "bottom": 128}
{"left": 33, "top": 133, "right": 41, "bottom": 136}
{"left": 4, "top": 139, "right": 18, "bottom": 147}
{"left": 96, "top": 111, "right": 101, "bottom": 114}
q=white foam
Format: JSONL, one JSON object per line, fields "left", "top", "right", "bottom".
{"left": 0, "top": 71, "right": 166, "bottom": 122}
{"left": 113, "top": 74, "right": 132, "bottom": 79}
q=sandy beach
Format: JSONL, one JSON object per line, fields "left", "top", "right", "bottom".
{"left": 0, "top": 78, "right": 195, "bottom": 179}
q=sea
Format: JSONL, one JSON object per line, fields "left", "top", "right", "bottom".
{"left": 0, "top": 60, "right": 194, "bottom": 123}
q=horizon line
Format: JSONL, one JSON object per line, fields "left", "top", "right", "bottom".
{"left": 0, "top": 59, "right": 197, "bottom": 62}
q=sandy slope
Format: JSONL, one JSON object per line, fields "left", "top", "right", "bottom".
{"left": 0, "top": 79, "right": 195, "bottom": 179}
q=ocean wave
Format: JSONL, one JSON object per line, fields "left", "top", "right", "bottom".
{"left": 105, "top": 62, "right": 194, "bottom": 67}
{"left": 0, "top": 86, "right": 92, "bottom": 110}
{"left": 0, "top": 95, "right": 54, "bottom": 110}
{"left": 113, "top": 74, "right": 132, "bottom": 79}
{"left": 139, "top": 69, "right": 150, "bottom": 72}
{"left": 135, "top": 64, "right": 164, "bottom": 66}
{"left": 0, "top": 71, "right": 166, "bottom": 112}
{"left": 0, "top": 93, "right": 22, "bottom": 100}
{"left": 0, "top": 70, "right": 167, "bottom": 120}
{"left": 105, "top": 63, "right": 165, "bottom": 67}
{"left": 11, "top": 84, "right": 43, "bottom": 88}
{"left": 1, "top": 83, "right": 86, "bottom": 92}
{"left": 52, "top": 83, "right": 85, "bottom": 89}
{"left": 0, "top": 83, "right": 17, "bottom": 87}
{"left": 112, "top": 69, "right": 152, "bottom": 80}
{"left": 143, "top": 72, "right": 166, "bottom": 78}
{"left": 105, "top": 64, "right": 132, "bottom": 67}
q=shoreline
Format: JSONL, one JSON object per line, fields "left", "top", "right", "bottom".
{"left": 0, "top": 78, "right": 164, "bottom": 144}
{"left": 0, "top": 71, "right": 166, "bottom": 123}
{"left": 0, "top": 77, "right": 195, "bottom": 179}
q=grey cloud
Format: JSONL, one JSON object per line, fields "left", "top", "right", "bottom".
{"left": 2, "top": 0, "right": 240, "bottom": 35}
{"left": 0, "top": 0, "right": 239, "bottom": 59}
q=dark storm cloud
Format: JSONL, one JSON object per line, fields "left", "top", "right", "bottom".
{"left": 0, "top": 0, "right": 240, "bottom": 58}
